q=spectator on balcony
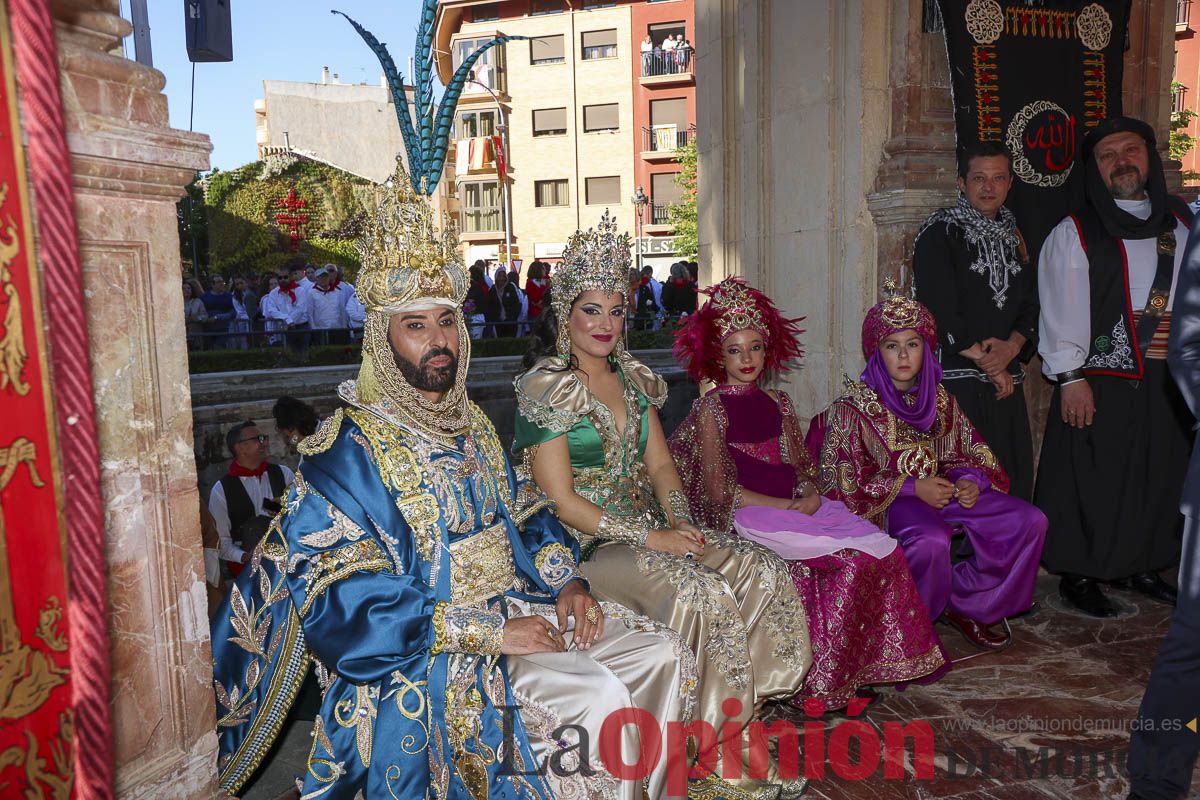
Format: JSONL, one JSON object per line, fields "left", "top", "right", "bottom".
{"left": 301, "top": 264, "right": 316, "bottom": 291}
{"left": 676, "top": 36, "right": 692, "bottom": 68}
{"left": 183, "top": 279, "right": 208, "bottom": 350}
{"left": 640, "top": 35, "right": 653, "bottom": 73}
{"left": 309, "top": 263, "right": 353, "bottom": 344}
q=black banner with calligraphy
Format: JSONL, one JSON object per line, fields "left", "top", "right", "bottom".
{"left": 936, "top": 0, "right": 1131, "bottom": 259}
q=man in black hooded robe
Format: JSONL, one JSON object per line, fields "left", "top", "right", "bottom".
{"left": 1035, "top": 116, "right": 1194, "bottom": 618}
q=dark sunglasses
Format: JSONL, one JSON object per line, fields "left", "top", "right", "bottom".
{"left": 237, "top": 434, "right": 269, "bottom": 445}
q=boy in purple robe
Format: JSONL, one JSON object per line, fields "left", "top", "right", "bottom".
{"left": 809, "top": 283, "right": 1047, "bottom": 650}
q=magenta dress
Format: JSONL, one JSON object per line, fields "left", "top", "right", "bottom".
{"left": 670, "top": 383, "right": 946, "bottom": 709}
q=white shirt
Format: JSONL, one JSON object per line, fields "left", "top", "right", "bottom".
{"left": 308, "top": 283, "right": 353, "bottom": 330}
{"left": 262, "top": 285, "right": 311, "bottom": 327}
{"left": 208, "top": 464, "right": 295, "bottom": 563}
{"left": 1038, "top": 198, "right": 1188, "bottom": 376}
{"left": 640, "top": 40, "right": 653, "bottom": 53}
{"left": 346, "top": 293, "right": 366, "bottom": 329}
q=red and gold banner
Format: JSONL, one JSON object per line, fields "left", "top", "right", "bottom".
{"left": 0, "top": 2, "right": 75, "bottom": 796}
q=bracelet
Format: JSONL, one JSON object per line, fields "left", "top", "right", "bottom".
{"left": 1056, "top": 368, "right": 1085, "bottom": 385}
{"left": 792, "top": 480, "right": 816, "bottom": 500}
{"left": 667, "top": 490, "right": 694, "bottom": 525}
{"left": 732, "top": 486, "right": 745, "bottom": 510}
{"left": 595, "top": 509, "right": 650, "bottom": 547}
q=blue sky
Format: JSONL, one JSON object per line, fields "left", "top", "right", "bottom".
{"left": 137, "top": 0, "right": 424, "bottom": 171}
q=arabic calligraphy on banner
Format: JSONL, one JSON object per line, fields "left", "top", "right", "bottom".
{"left": 0, "top": 3, "right": 75, "bottom": 797}
{"left": 1008, "top": 100, "right": 1077, "bottom": 188}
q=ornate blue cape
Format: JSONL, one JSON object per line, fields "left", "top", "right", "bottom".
{"left": 211, "top": 400, "right": 586, "bottom": 799}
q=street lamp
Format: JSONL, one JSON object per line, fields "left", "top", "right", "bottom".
{"left": 631, "top": 185, "right": 648, "bottom": 276}
{"left": 466, "top": 78, "right": 512, "bottom": 273}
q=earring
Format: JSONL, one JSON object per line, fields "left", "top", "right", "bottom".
{"left": 290, "top": 435, "right": 300, "bottom": 446}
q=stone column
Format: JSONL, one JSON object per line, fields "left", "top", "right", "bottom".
{"left": 696, "top": 0, "right": 895, "bottom": 415}
{"left": 49, "top": 1, "right": 217, "bottom": 796}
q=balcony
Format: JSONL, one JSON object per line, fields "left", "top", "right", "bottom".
{"left": 1179, "top": 0, "right": 1192, "bottom": 31}
{"left": 455, "top": 136, "right": 503, "bottom": 176}
{"left": 640, "top": 124, "right": 696, "bottom": 161}
{"left": 642, "top": 201, "right": 674, "bottom": 234}
{"left": 639, "top": 50, "right": 694, "bottom": 85}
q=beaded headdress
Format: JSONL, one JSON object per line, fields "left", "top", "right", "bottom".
{"left": 353, "top": 159, "right": 472, "bottom": 438}
{"left": 551, "top": 211, "right": 633, "bottom": 355}
{"left": 673, "top": 277, "right": 805, "bottom": 384}
{"left": 861, "top": 278, "right": 937, "bottom": 357}
{"left": 355, "top": 160, "right": 468, "bottom": 313}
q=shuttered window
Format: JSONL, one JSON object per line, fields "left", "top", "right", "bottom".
{"left": 583, "top": 103, "right": 619, "bottom": 132}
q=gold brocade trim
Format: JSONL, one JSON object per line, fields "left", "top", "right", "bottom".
{"left": 431, "top": 602, "right": 505, "bottom": 656}
{"left": 532, "top": 542, "right": 578, "bottom": 591}
{"left": 334, "top": 684, "right": 378, "bottom": 769}
{"left": 297, "top": 540, "right": 392, "bottom": 617}
{"left": 510, "top": 494, "right": 553, "bottom": 528}
{"left": 449, "top": 522, "right": 517, "bottom": 605}
{"left": 468, "top": 403, "right": 514, "bottom": 510}
{"left": 299, "top": 408, "right": 344, "bottom": 456}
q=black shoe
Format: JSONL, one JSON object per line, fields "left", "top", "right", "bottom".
{"left": 1112, "top": 572, "right": 1177, "bottom": 606}
{"left": 1059, "top": 575, "right": 1120, "bottom": 618}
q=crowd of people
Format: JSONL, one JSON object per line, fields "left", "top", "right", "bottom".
{"left": 203, "top": 116, "right": 1197, "bottom": 800}
{"left": 183, "top": 255, "right": 363, "bottom": 352}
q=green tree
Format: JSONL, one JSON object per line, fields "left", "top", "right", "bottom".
{"left": 1170, "top": 81, "right": 1199, "bottom": 181}
{"left": 666, "top": 142, "right": 698, "bottom": 261}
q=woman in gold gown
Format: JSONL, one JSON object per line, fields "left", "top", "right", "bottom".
{"left": 512, "top": 214, "right": 810, "bottom": 800}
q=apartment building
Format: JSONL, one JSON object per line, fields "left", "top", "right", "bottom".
{"left": 1175, "top": 0, "right": 1200, "bottom": 183}
{"left": 434, "top": 0, "right": 696, "bottom": 275}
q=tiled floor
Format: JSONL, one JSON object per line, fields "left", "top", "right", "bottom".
{"left": 238, "top": 574, "right": 1195, "bottom": 799}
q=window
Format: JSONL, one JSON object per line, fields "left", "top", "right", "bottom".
{"left": 454, "top": 37, "right": 505, "bottom": 91}
{"left": 650, "top": 97, "right": 689, "bottom": 128}
{"left": 648, "top": 22, "right": 686, "bottom": 47}
{"left": 583, "top": 103, "right": 619, "bottom": 133}
{"left": 535, "top": 179, "right": 569, "bottom": 207}
{"left": 472, "top": 3, "right": 500, "bottom": 22}
{"left": 1175, "top": 84, "right": 1188, "bottom": 115}
{"left": 530, "top": 35, "right": 565, "bottom": 64}
{"left": 533, "top": 107, "right": 568, "bottom": 137}
{"left": 583, "top": 0, "right": 616, "bottom": 7}
{"left": 585, "top": 176, "right": 620, "bottom": 205}
{"left": 651, "top": 172, "right": 682, "bottom": 224}
{"left": 531, "top": 0, "right": 565, "bottom": 14}
{"left": 458, "top": 110, "right": 498, "bottom": 139}
{"left": 581, "top": 29, "right": 617, "bottom": 60}
{"left": 462, "top": 182, "right": 502, "bottom": 232}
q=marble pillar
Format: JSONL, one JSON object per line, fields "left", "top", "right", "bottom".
{"left": 48, "top": 1, "right": 217, "bottom": 796}
{"left": 697, "top": 0, "right": 1181, "bottom": 427}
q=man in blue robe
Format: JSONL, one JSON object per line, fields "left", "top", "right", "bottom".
{"left": 210, "top": 166, "right": 696, "bottom": 800}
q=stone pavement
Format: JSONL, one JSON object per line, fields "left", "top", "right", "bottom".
{"left": 238, "top": 573, "right": 1194, "bottom": 799}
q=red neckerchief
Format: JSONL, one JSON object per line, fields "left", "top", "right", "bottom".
{"left": 639, "top": 276, "right": 651, "bottom": 288}
{"left": 315, "top": 278, "right": 341, "bottom": 294}
{"left": 229, "top": 461, "right": 268, "bottom": 478}
{"left": 670, "top": 277, "right": 689, "bottom": 288}
{"left": 278, "top": 281, "right": 298, "bottom": 303}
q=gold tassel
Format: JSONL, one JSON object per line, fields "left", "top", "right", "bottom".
{"left": 357, "top": 350, "right": 381, "bottom": 404}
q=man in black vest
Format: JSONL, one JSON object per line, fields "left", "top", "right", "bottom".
{"left": 1036, "top": 116, "right": 1194, "bottom": 617}
{"left": 207, "top": 420, "right": 293, "bottom": 576}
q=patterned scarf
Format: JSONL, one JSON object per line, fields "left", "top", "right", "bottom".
{"left": 919, "top": 193, "right": 1023, "bottom": 310}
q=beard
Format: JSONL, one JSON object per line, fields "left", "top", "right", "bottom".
{"left": 393, "top": 345, "right": 458, "bottom": 393}
{"left": 1107, "top": 165, "right": 1146, "bottom": 200}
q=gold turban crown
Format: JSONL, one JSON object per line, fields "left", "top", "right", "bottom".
{"left": 355, "top": 159, "right": 467, "bottom": 314}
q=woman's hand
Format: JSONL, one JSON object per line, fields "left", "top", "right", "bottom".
{"left": 645, "top": 528, "right": 705, "bottom": 559}
{"left": 787, "top": 495, "right": 821, "bottom": 515}
{"left": 915, "top": 477, "right": 956, "bottom": 509}
{"left": 953, "top": 479, "right": 981, "bottom": 509}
